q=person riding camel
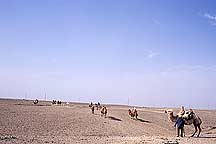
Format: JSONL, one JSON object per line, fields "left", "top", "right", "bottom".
{"left": 188, "top": 108, "right": 195, "bottom": 119}
{"left": 189, "top": 108, "right": 194, "bottom": 114}
{"left": 133, "top": 107, "right": 137, "bottom": 113}
{"left": 178, "top": 106, "right": 185, "bottom": 117}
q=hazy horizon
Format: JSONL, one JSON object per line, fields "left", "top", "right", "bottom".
{"left": 0, "top": 1, "right": 216, "bottom": 109}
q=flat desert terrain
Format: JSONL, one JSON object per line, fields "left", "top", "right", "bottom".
{"left": 0, "top": 99, "right": 216, "bottom": 144}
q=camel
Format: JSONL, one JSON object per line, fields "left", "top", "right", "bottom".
{"left": 96, "top": 102, "right": 102, "bottom": 110}
{"left": 89, "top": 102, "right": 93, "bottom": 107}
{"left": 33, "top": 99, "right": 38, "bottom": 104}
{"left": 128, "top": 108, "right": 138, "bottom": 119}
{"left": 101, "top": 106, "right": 107, "bottom": 118}
{"left": 57, "top": 100, "right": 62, "bottom": 105}
{"left": 52, "top": 100, "right": 56, "bottom": 104}
{"left": 91, "top": 106, "right": 95, "bottom": 114}
{"left": 165, "top": 109, "right": 202, "bottom": 137}
{"left": 97, "top": 104, "right": 102, "bottom": 110}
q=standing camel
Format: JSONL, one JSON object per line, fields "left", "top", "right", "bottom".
{"left": 101, "top": 106, "right": 107, "bottom": 118}
{"left": 165, "top": 109, "right": 202, "bottom": 137}
{"left": 33, "top": 99, "right": 38, "bottom": 104}
{"left": 128, "top": 108, "right": 138, "bottom": 119}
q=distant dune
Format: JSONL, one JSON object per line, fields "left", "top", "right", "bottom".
{"left": 0, "top": 99, "right": 216, "bottom": 144}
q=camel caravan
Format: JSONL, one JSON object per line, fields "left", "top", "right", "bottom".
{"left": 89, "top": 102, "right": 102, "bottom": 110}
{"left": 165, "top": 106, "right": 202, "bottom": 137}
{"left": 33, "top": 99, "right": 63, "bottom": 105}
{"left": 32, "top": 98, "right": 202, "bottom": 137}
{"left": 32, "top": 98, "right": 203, "bottom": 138}
{"left": 88, "top": 101, "right": 202, "bottom": 137}
{"left": 89, "top": 102, "right": 107, "bottom": 118}
{"left": 52, "top": 100, "right": 62, "bottom": 105}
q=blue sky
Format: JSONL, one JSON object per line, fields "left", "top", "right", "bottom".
{"left": 0, "top": 0, "right": 216, "bottom": 109}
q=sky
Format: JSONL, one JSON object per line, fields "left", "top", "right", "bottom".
{"left": 0, "top": 0, "right": 216, "bottom": 109}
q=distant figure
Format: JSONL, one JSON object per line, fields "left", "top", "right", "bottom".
{"left": 52, "top": 100, "right": 56, "bottom": 104}
{"left": 57, "top": 101, "right": 61, "bottom": 105}
{"left": 95, "top": 103, "right": 99, "bottom": 110}
{"left": 101, "top": 106, "right": 107, "bottom": 118}
{"left": 174, "top": 115, "right": 185, "bottom": 137}
{"left": 89, "top": 102, "right": 93, "bottom": 107}
{"left": 33, "top": 99, "right": 38, "bottom": 104}
{"left": 91, "top": 106, "right": 95, "bottom": 114}
{"left": 97, "top": 102, "right": 102, "bottom": 110}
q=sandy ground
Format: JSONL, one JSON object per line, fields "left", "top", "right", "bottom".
{"left": 0, "top": 99, "right": 216, "bottom": 144}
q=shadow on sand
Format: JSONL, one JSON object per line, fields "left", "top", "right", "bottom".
{"left": 137, "top": 118, "right": 151, "bottom": 123}
{"left": 196, "top": 132, "right": 216, "bottom": 139}
{"left": 208, "top": 126, "right": 216, "bottom": 130}
{"left": 93, "top": 113, "right": 101, "bottom": 116}
{"left": 196, "top": 136, "right": 216, "bottom": 139}
{"left": 107, "top": 116, "right": 122, "bottom": 121}
{"left": 195, "top": 126, "right": 216, "bottom": 138}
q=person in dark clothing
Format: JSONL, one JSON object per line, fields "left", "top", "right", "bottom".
{"left": 174, "top": 116, "right": 185, "bottom": 137}
{"left": 91, "top": 106, "right": 95, "bottom": 114}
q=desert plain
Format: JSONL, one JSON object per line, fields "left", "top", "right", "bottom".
{"left": 0, "top": 99, "right": 216, "bottom": 144}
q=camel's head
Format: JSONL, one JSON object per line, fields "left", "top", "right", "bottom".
{"left": 165, "top": 109, "right": 177, "bottom": 122}
{"left": 165, "top": 109, "right": 173, "bottom": 115}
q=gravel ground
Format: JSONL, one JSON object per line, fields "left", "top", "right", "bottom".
{"left": 0, "top": 99, "right": 216, "bottom": 144}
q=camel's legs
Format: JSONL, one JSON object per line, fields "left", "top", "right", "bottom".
{"left": 191, "top": 123, "right": 198, "bottom": 137}
{"left": 197, "top": 124, "right": 201, "bottom": 137}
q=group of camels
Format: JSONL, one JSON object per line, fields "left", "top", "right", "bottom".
{"left": 129, "top": 107, "right": 202, "bottom": 137}
{"left": 89, "top": 103, "right": 202, "bottom": 137}
{"left": 52, "top": 100, "right": 62, "bottom": 105}
{"left": 89, "top": 102, "right": 107, "bottom": 118}
{"left": 33, "top": 99, "right": 62, "bottom": 105}
{"left": 34, "top": 99, "right": 202, "bottom": 137}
